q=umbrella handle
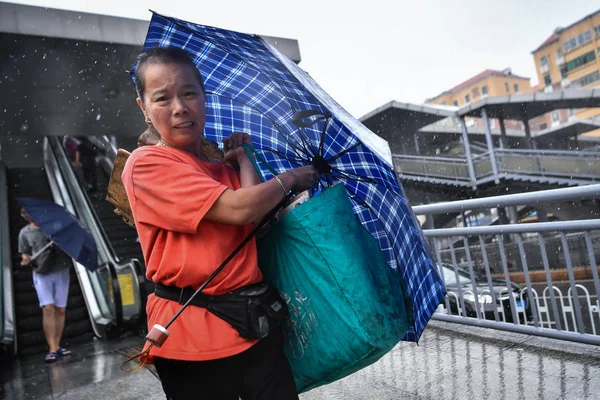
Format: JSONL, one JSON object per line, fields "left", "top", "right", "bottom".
{"left": 30, "top": 241, "right": 54, "bottom": 262}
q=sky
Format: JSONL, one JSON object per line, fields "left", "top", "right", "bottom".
{"left": 6, "top": 0, "right": 600, "bottom": 118}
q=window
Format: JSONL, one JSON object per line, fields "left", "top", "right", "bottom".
{"left": 565, "top": 51, "right": 597, "bottom": 72}
{"left": 472, "top": 87, "right": 480, "bottom": 98}
{"left": 560, "top": 66, "right": 568, "bottom": 78}
{"left": 513, "top": 83, "right": 519, "bottom": 93}
{"left": 464, "top": 94, "right": 470, "bottom": 104}
{"left": 453, "top": 100, "right": 458, "bottom": 107}
{"left": 551, "top": 111, "right": 560, "bottom": 122}
{"left": 563, "top": 30, "right": 592, "bottom": 53}
{"left": 574, "top": 71, "right": 600, "bottom": 87}
{"left": 540, "top": 55, "right": 549, "bottom": 73}
{"left": 481, "top": 85, "right": 488, "bottom": 97}
{"left": 595, "top": 25, "right": 600, "bottom": 37}
{"left": 544, "top": 74, "right": 552, "bottom": 86}
{"left": 556, "top": 49, "right": 564, "bottom": 65}
{"left": 505, "top": 82, "right": 510, "bottom": 93}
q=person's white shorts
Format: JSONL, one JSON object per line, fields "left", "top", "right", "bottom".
{"left": 32, "top": 269, "right": 70, "bottom": 308}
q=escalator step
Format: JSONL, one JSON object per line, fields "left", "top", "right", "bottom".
{"left": 18, "top": 319, "right": 93, "bottom": 347}
{"left": 16, "top": 293, "right": 86, "bottom": 317}
{"left": 14, "top": 288, "right": 40, "bottom": 307}
{"left": 16, "top": 305, "right": 90, "bottom": 333}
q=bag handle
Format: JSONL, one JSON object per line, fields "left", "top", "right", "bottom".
{"left": 241, "top": 143, "right": 279, "bottom": 183}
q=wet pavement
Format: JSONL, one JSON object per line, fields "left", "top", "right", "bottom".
{"left": 2, "top": 320, "right": 599, "bottom": 399}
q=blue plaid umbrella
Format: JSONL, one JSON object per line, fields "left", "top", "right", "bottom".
{"left": 134, "top": 12, "right": 445, "bottom": 342}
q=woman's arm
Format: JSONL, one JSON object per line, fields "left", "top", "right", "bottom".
{"left": 209, "top": 132, "right": 317, "bottom": 225}
{"left": 223, "top": 132, "right": 262, "bottom": 188}
{"left": 205, "top": 166, "right": 316, "bottom": 225}
{"left": 237, "top": 152, "right": 263, "bottom": 188}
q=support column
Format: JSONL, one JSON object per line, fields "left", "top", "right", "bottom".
{"left": 460, "top": 116, "right": 477, "bottom": 189}
{"left": 523, "top": 118, "right": 543, "bottom": 173}
{"left": 498, "top": 116, "right": 508, "bottom": 149}
{"left": 498, "top": 206, "right": 511, "bottom": 243}
{"left": 481, "top": 108, "right": 500, "bottom": 183}
{"left": 522, "top": 118, "right": 536, "bottom": 150}
{"left": 414, "top": 133, "right": 421, "bottom": 155}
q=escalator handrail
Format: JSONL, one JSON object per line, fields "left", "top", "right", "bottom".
{"left": 48, "top": 137, "right": 118, "bottom": 263}
{"left": 43, "top": 139, "right": 111, "bottom": 337}
{"left": 105, "top": 261, "right": 124, "bottom": 328}
{"left": 47, "top": 137, "right": 137, "bottom": 330}
{"left": 0, "top": 162, "right": 16, "bottom": 349}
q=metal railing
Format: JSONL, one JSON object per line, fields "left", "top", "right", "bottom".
{"left": 393, "top": 148, "right": 600, "bottom": 185}
{"left": 392, "top": 154, "right": 471, "bottom": 182}
{"left": 44, "top": 137, "right": 142, "bottom": 335}
{"left": 0, "top": 163, "right": 15, "bottom": 351}
{"left": 413, "top": 184, "right": 600, "bottom": 345}
{"left": 496, "top": 149, "right": 600, "bottom": 181}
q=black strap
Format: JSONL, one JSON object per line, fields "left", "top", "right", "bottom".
{"left": 155, "top": 283, "right": 213, "bottom": 308}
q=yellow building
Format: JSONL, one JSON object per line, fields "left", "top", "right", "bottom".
{"left": 532, "top": 9, "right": 600, "bottom": 125}
{"left": 426, "top": 68, "right": 533, "bottom": 107}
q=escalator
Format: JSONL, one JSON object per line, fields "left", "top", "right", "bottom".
{"left": 46, "top": 137, "right": 144, "bottom": 331}
{"left": 0, "top": 136, "right": 145, "bottom": 358}
{"left": 82, "top": 136, "right": 153, "bottom": 307}
{"left": 5, "top": 168, "right": 94, "bottom": 356}
{"left": 90, "top": 168, "right": 144, "bottom": 267}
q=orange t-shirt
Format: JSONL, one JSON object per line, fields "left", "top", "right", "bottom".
{"left": 121, "top": 146, "right": 263, "bottom": 362}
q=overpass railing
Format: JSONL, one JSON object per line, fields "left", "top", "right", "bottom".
{"left": 413, "top": 184, "right": 600, "bottom": 345}
{"left": 393, "top": 149, "right": 600, "bottom": 185}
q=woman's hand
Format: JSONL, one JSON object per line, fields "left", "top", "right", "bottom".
{"left": 283, "top": 166, "right": 320, "bottom": 193}
{"left": 223, "top": 132, "right": 252, "bottom": 162}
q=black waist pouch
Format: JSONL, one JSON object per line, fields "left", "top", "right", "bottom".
{"left": 155, "top": 282, "right": 288, "bottom": 339}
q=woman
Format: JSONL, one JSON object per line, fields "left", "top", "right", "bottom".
{"left": 121, "top": 47, "right": 317, "bottom": 399}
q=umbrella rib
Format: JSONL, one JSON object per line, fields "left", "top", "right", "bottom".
{"left": 317, "top": 117, "right": 331, "bottom": 156}
{"left": 326, "top": 141, "right": 362, "bottom": 163}
{"left": 292, "top": 126, "right": 319, "bottom": 160}
{"left": 327, "top": 167, "right": 380, "bottom": 185}
{"left": 261, "top": 148, "right": 307, "bottom": 167}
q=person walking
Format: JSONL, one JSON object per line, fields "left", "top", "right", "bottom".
{"left": 18, "top": 207, "right": 72, "bottom": 363}
{"left": 74, "top": 136, "right": 99, "bottom": 195}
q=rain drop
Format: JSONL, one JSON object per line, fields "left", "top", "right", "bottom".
{"left": 20, "top": 123, "right": 28, "bottom": 132}
{"left": 96, "top": 114, "right": 101, "bottom": 121}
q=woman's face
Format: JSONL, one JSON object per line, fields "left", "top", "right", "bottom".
{"left": 137, "top": 62, "right": 206, "bottom": 148}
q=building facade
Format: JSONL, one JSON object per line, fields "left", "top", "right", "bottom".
{"left": 425, "top": 69, "right": 532, "bottom": 131}
{"left": 426, "top": 68, "right": 533, "bottom": 107}
{"left": 532, "top": 9, "right": 600, "bottom": 127}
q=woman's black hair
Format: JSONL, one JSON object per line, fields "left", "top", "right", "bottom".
{"left": 134, "top": 47, "right": 206, "bottom": 100}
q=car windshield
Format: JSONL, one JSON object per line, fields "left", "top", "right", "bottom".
{"left": 440, "top": 264, "right": 472, "bottom": 285}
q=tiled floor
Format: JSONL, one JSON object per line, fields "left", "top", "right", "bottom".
{"left": 2, "top": 321, "right": 599, "bottom": 399}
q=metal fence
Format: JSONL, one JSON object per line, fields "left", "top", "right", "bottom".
{"left": 393, "top": 149, "right": 600, "bottom": 184}
{"left": 413, "top": 184, "right": 600, "bottom": 345}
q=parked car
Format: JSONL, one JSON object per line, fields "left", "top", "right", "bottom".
{"left": 439, "top": 263, "right": 533, "bottom": 323}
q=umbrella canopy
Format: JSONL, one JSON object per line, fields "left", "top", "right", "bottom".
{"left": 134, "top": 12, "right": 445, "bottom": 342}
{"left": 18, "top": 197, "right": 98, "bottom": 272}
